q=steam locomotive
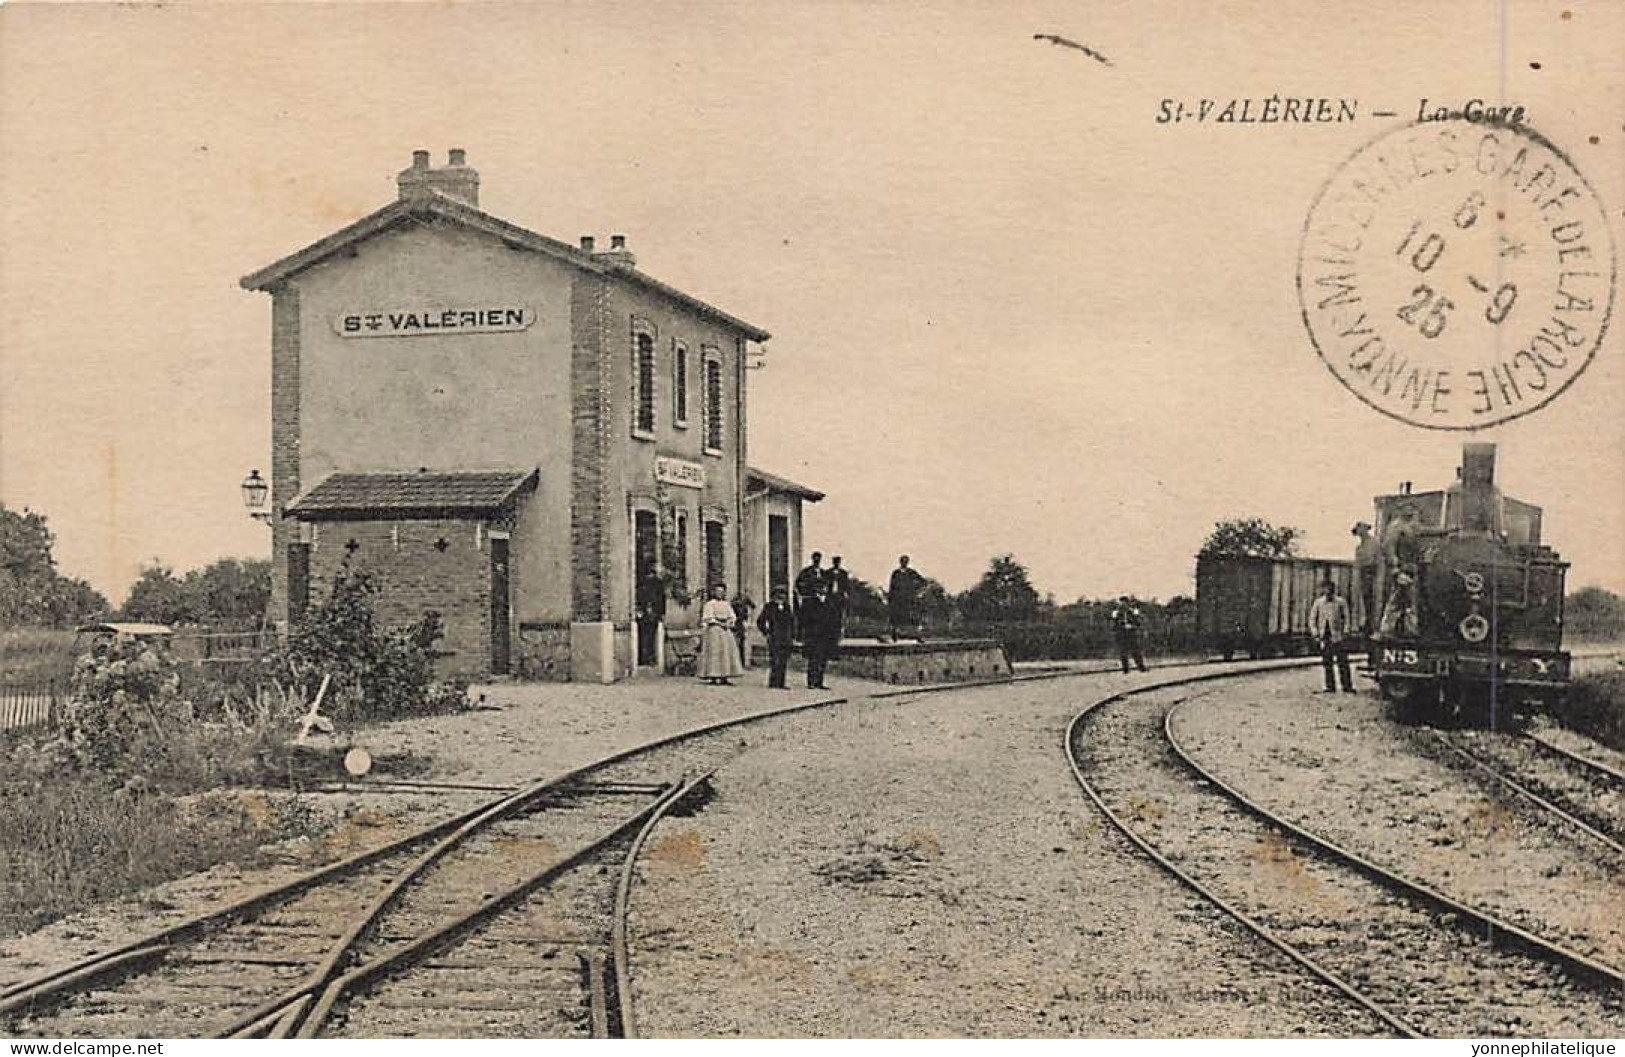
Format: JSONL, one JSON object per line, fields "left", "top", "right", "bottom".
{"left": 1369, "top": 443, "right": 1570, "bottom": 725}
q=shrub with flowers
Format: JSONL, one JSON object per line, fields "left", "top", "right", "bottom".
{"left": 57, "top": 637, "right": 193, "bottom": 770}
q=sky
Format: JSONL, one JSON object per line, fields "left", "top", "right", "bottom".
{"left": 1, "top": 0, "right": 1621, "bottom": 606}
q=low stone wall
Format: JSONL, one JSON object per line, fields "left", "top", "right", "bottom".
{"left": 754, "top": 638, "right": 1012, "bottom": 685}
{"left": 514, "top": 622, "right": 572, "bottom": 681}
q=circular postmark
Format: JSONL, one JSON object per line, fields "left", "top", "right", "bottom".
{"left": 1298, "top": 118, "right": 1615, "bottom": 430}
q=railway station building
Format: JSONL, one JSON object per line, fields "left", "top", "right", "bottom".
{"left": 242, "top": 149, "right": 821, "bottom": 682}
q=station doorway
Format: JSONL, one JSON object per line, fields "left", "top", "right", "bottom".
{"left": 634, "top": 510, "right": 661, "bottom": 668}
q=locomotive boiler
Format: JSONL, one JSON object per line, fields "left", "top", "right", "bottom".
{"left": 1369, "top": 443, "right": 1570, "bottom": 724}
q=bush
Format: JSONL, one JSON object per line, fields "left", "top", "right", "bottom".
{"left": 1554, "top": 669, "right": 1625, "bottom": 751}
{"left": 263, "top": 561, "right": 466, "bottom": 722}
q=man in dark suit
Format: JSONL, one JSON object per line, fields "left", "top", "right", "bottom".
{"left": 794, "top": 552, "right": 829, "bottom": 689}
{"left": 824, "top": 556, "right": 851, "bottom": 660}
{"left": 756, "top": 586, "right": 797, "bottom": 689}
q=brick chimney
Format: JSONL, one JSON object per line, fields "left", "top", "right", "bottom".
{"left": 594, "top": 233, "right": 637, "bottom": 268}
{"left": 396, "top": 147, "right": 480, "bottom": 208}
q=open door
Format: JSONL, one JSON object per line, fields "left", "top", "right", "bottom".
{"left": 490, "top": 536, "right": 511, "bottom": 675}
{"left": 634, "top": 510, "right": 661, "bottom": 667}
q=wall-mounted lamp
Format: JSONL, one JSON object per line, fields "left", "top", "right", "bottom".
{"left": 241, "top": 469, "right": 273, "bottom": 524}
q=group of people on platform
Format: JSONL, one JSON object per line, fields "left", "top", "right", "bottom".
{"left": 694, "top": 553, "right": 931, "bottom": 690}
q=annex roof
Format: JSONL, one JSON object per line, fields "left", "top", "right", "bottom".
{"left": 286, "top": 469, "right": 539, "bottom": 520}
{"left": 747, "top": 467, "right": 825, "bottom": 502}
{"left": 239, "top": 191, "right": 771, "bottom": 342}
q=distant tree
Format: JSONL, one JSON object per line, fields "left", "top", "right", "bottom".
{"left": 190, "top": 558, "right": 272, "bottom": 629}
{"left": 958, "top": 554, "right": 1043, "bottom": 624}
{"left": 0, "top": 505, "right": 108, "bottom": 627}
{"left": 1566, "top": 586, "right": 1625, "bottom": 640}
{"left": 843, "top": 575, "right": 889, "bottom": 627}
{"left": 1198, "top": 518, "right": 1303, "bottom": 560}
{"left": 121, "top": 563, "right": 200, "bottom": 625}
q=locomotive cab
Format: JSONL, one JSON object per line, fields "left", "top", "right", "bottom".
{"left": 1369, "top": 444, "right": 1570, "bottom": 726}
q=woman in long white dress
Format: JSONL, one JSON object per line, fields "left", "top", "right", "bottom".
{"left": 697, "top": 584, "right": 745, "bottom": 684}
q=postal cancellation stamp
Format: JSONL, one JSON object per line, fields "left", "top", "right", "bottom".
{"left": 1298, "top": 117, "right": 1616, "bottom": 430}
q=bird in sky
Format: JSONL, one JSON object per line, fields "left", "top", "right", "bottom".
{"left": 1033, "top": 33, "right": 1112, "bottom": 66}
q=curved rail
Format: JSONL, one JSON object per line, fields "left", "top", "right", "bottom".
{"left": 287, "top": 777, "right": 703, "bottom": 1038}
{"left": 1063, "top": 665, "right": 1420, "bottom": 1038}
{"left": 608, "top": 774, "right": 707, "bottom": 1039}
{"left": 1162, "top": 699, "right": 1625, "bottom": 992}
{"left": 3, "top": 653, "right": 1310, "bottom": 1033}
{"left": 1428, "top": 731, "right": 1622, "bottom": 856}
{"left": 1526, "top": 731, "right": 1625, "bottom": 789}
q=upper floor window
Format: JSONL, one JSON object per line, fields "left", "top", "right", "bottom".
{"left": 633, "top": 330, "right": 656, "bottom": 437}
{"left": 673, "top": 342, "right": 690, "bottom": 428}
{"left": 703, "top": 351, "right": 724, "bottom": 454}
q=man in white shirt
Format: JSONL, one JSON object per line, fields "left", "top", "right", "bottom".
{"left": 1308, "top": 580, "right": 1355, "bottom": 694}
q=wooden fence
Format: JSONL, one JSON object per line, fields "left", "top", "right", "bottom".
{"left": 0, "top": 682, "right": 60, "bottom": 733}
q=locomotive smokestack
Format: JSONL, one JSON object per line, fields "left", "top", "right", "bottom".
{"left": 1455, "top": 443, "right": 1502, "bottom": 537}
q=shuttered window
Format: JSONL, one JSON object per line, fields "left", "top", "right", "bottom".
{"left": 704, "top": 357, "right": 723, "bottom": 452}
{"left": 674, "top": 344, "right": 689, "bottom": 426}
{"left": 634, "top": 333, "right": 656, "bottom": 435}
{"left": 704, "top": 520, "right": 725, "bottom": 591}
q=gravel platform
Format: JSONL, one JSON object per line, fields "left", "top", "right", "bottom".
{"left": 627, "top": 668, "right": 1397, "bottom": 1037}
{"left": 1173, "top": 671, "right": 1625, "bottom": 976}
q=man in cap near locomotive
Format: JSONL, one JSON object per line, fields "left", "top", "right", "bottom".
{"left": 1352, "top": 521, "right": 1378, "bottom": 638}
{"left": 1110, "top": 596, "right": 1148, "bottom": 673}
{"left": 1379, "top": 503, "right": 1424, "bottom": 639}
{"left": 1309, "top": 580, "right": 1356, "bottom": 694}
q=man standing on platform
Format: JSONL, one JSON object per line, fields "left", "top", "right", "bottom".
{"left": 756, "top": 586, "right": 796, "bottom": 690}
{"left": 1309, "top": 580, "right": 1355, "bottom": 694}
{"left": 824, "top": 556, "right": 851, "bottom": 658}
{"left": 1110, "top": 596, "right": 1148, "bottom": 673}
{"left": 795, "top": 552, "right": 829, "bottom": 689}
{"left": 887, "top": 555, "right": 924, "bottom": 641}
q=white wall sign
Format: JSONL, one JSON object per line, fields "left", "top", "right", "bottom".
{"left": 333, "top": 305, "right": 536, "bottom": 338}
{"left": 656, "top": 456, "right": 706, "bottom": 489}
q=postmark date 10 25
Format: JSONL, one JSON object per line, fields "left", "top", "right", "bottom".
{"left": 1298, "top": 119, "right": 1614, "bottom": 430}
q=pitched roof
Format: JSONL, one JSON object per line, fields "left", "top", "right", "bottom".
{"left": 747, "top": 467, "right": 825, "bottom": 502}
{"left": 240, "top": 191, "right": 770, "bottom": 341}
{"left": 287, "top": 469, "right": 538, "bottom": 520}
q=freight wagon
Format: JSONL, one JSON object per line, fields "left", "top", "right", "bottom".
{"left": 1196, "top": 555, "right": 1367, "bottom": 660}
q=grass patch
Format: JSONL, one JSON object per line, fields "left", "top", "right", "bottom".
{"left": 1552, "top": 668, "right": 1625, "bottom": 752}
{"left": 0, "top": 772, "right": 324, "bottom": 938}
{"left": 0, "top": 627, "right": 79, "bottom": 685}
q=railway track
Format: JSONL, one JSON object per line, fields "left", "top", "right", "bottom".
{"left": 1428, "top": 729, "right": 1624, "bottom": 856}
{"left": 0, "top": 654, "right": 1404, "bottom": 1038}
{"left": 1066, "top": 668, "right": 1625, "bottom": 1038}
{"left": 0, "top": 692, "right": 873, "bottom": 1039}
{"left": 1, "top": 657, "right": 1259, "bottom": 1038}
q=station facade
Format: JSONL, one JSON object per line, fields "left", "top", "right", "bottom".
{"left": 243, "top": 150, "right": 820, "bottom": 681}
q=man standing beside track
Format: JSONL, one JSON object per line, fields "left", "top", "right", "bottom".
{"left": 1309, "top": 579, "right": 1355, "bottom": 694}
{"left": 1109, "top": 596, "right": 1148, "bottom": 673}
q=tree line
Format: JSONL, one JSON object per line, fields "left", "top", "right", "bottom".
{"left": 2, "top": 505, "right": 269, "bottom": 630}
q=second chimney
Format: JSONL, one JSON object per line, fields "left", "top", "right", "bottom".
{"left": 593, "top": 233, "right": 637, "bottom": 268}
{"left": 397, "top": 147, "right": 480, "bottom": 208}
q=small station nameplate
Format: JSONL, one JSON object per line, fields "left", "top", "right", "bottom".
{"left": 656, "top": 456, "right": 706, "bottom": 489}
